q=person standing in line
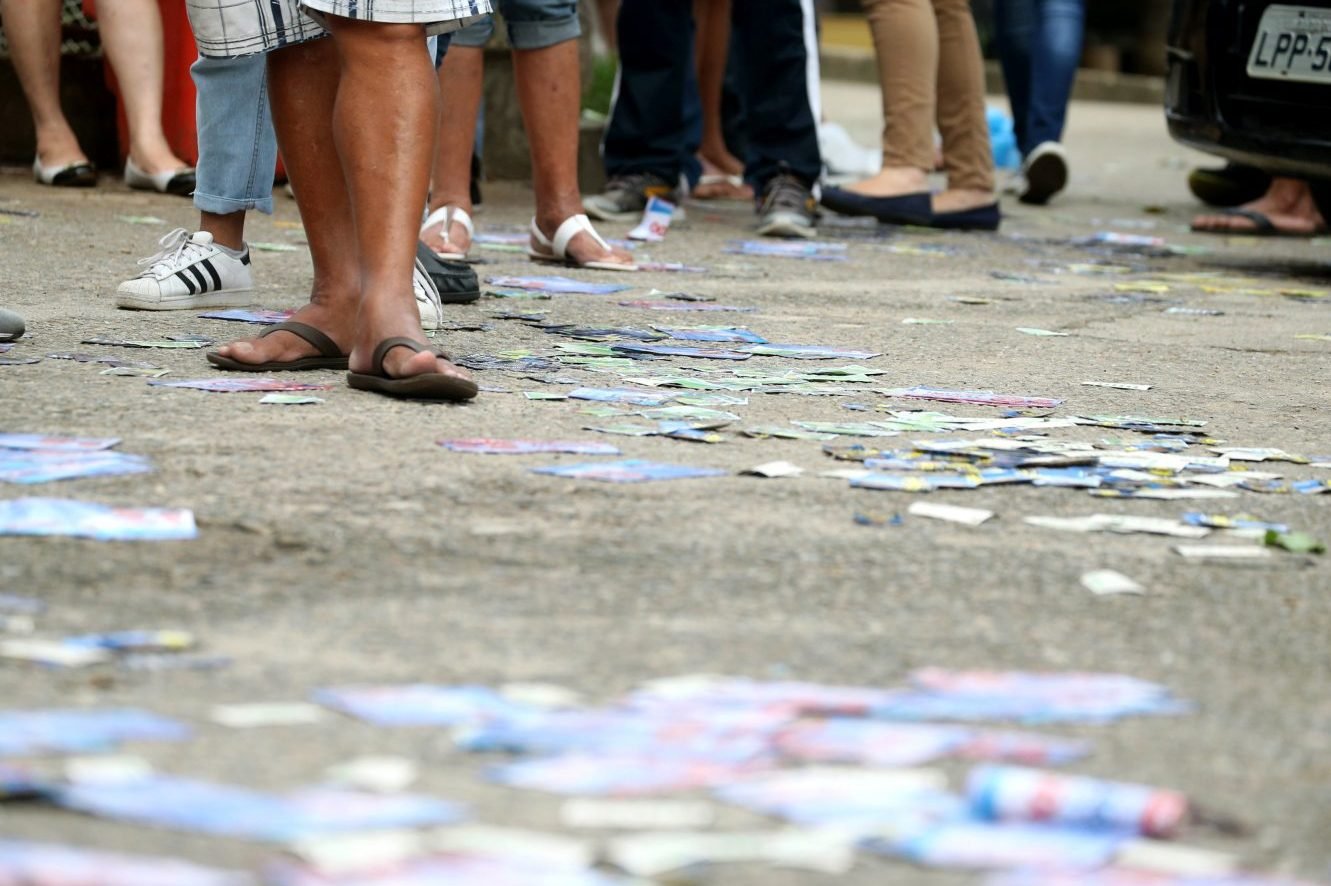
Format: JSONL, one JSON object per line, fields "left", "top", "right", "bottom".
{"left": 819, "top": 0, "right": 999, "bottom": 231}
{"left": 993, "top": 0, "right": 1085, "bottom": 205}
{"left": 1, "top": 0, "right": 194, "bottom": 192}
{"left": 194, "top": 0, "right": 489, "bottom": 401}
{"left": 420, "top": 0, "right": 635, "bottom": 271}
{"left": 583, "top": 0, "right": 823, "bottom": 240}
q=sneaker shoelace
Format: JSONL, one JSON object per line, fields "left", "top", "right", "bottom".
{"left": 761, "top": 175, "right": 811, "bottom": 215}
{"left": 137, "top": 228, "right": 211, "bottom": 278}
{"left": 608, "top": 172, "right": 665, "bottom": 195}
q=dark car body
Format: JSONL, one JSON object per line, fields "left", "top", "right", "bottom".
{"left": 1166, "top": 0, "right": 1331, "bottom": 180}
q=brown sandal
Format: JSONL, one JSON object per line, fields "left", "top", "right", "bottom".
{"left": 346, "top": 337, "right": 477, "bottom": 401}
{"left": 206, "top": 321, "right": 348, "bottom": 372}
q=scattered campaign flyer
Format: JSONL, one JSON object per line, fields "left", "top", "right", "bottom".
{"left": 439, "top": 439, "right": 621, "bottom": 456}
{"left": 0, "top": 498, "right": 197, "bottom": 541}
{"left": 148, "top": 378, "right": 333, "bottom": 393}
{"left": 485, "top": 276, "right": 631, "bottom": 295}
{"left": 0, "top": 709, "right": 191, "bottom": 755}
{"left": 0, "top": 841, "right": 253, "bottom": 886}
{"left": 530, "top": 460, "right": 727, "bottom": 483}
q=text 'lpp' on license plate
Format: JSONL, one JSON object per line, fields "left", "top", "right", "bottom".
{"left": 1247, "top": 4, "right": 1331, "bottom": 84}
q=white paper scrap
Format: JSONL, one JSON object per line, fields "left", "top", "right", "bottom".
{"left": 605, "top": 830, "right": 856, "bottom": 877}
{"left": 1082, "top": 381, "right": 1153, "bottom": 390}
{"left": 499, "top": 682, "right": 584, "bottom": 709}
{"left": 65, "top": 755, "right": 155, "bottom": 785}
{"left": 741, "top": 461, "right": 805, "bottom": 478}
{"left": 1080, "top": 570, "right": 1145, "bottom": 596}
{"left": 908, "top": 502, "right": 994, "bottom": 526}
{"left": 561, "top": 799, "right": 717, "bottom": 830}
{"left": 431, "top": 826, "right": 595, "bottom": 869}
{"left": 0, "top": 639, "right": 110, "bottom": 668}
{"left": 1116, "top": 839, "right": 1238, "bottom": 876}
{"left": 325, "top": 755, "right": 419, "bottom": 793}
{"left": 1174, "top": 545, "right": 1273, "bottom": 560}
{"left": 289, "top": 830, "right": 426, "bottom": 874}
{"left": 209, "top": 702, "right": 326, "bottom": 728}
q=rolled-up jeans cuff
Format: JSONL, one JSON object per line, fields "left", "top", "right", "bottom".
{"left": 193, "top": 191, "right": 275, "bottom": 216}
{"left": 449, "top": 16, "right": 494, "bottom": 46}
{"left": 507, "top": 14, "right": 579, "bottom": 49}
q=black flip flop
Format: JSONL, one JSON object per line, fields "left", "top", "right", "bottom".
{"left": 347, "top": 337, "right": 478, "bottom": 401}
{"left": 1191, "top": 208, "right": 1322, "bottom": 238}
{"left": 206, "top": 320, "right": 348, "bottom": 372}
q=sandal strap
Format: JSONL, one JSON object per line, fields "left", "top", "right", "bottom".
{"left": 422, "top": 204, "right": 474, "bottom": 242}
{"left": 551, "top": 214, "right": 610, "bottom": 258}
{"left": 259, "top": 321, "right": 343, "bottom": 358}
{"left": 1220, "top": 208, "right": 1276, "bottom": 234}
{"left": 370, "top": 336, "right": 442, "bottom": 373}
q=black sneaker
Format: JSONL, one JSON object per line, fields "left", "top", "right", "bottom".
{"left": 584, "top": 172, "right": 681, "bottom": 222}
{"left": 415, "top": 241, "right": 480, "bottom": 305}
{"left": 756, "top": 173, "right": 818, "bottom": 239}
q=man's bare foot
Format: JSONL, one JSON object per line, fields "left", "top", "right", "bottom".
{"left": 1192, "top": 177, "right": 1326, "bottom": 236}
{"left": 210, "top": 301, "right": 353, "bottom": 367}
{"left": 844, "top": 166, "right": 931, "bottom": 198}
{"left": 694, "top": 154, "right": 753, "bottom": 200}
{"left": 420, "top": 203, "right": 473, "bottom": 257}
{"left": 533, "top": 210, "right": 634, "bottom": 268}
{"left": 933, "top": 188, "right": 995, "bottom": 214}
{"left": 348, "top": 290, "right": 474, "bottom": 384}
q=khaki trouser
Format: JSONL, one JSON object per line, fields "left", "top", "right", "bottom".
{"left": 861, "top": 0, "right": 994, "bottom": 192}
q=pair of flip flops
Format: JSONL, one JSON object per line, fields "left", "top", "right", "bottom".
{"left": 206, "top": 321, "right": 475, "bottom": 402}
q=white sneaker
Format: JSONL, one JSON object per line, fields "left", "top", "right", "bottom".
{"left": 414, "top": 256, "right": 443, "bottom": 331}
{"left": 116, "top": 229, "right": 255, "bottom": 311}
{"left": 1019, "top": 142, "right": 1068, "bottom": 206}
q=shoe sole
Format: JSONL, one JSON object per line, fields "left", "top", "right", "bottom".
{"left": 756, "top": 217, "right": 817, "bottom": 239}
{"left": 1020, "top": 152, "right": 1067, "bottom": 206}
{"left": 115, "top": 288, "right": 255, "bottom": 311}
{"left": 582, "top": 204, "right": 642, "bottom": 223}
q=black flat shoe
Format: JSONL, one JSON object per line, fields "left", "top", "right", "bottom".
{"left": 927, "top": 202, "right": 1001, "bottom": 231}
{"left": 820, "top": 187, "right": 933, "bottom": 226}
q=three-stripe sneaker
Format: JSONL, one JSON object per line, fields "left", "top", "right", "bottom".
{"left": 116, "top": 229, "right": 254, "bottom": 311}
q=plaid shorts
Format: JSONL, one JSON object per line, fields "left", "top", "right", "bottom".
{"left": 187, "top": 0, "right": 491, "bottom": 58}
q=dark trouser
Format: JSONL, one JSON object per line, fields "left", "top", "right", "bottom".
{"left": 994, "top": 0, "right": 1085, "bottom": 156}
{"left": 603, "top": 0, "right": 821, "bottom": 192}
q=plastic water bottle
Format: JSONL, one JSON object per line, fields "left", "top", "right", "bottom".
{"left": 966, "top": 765, "right": 1190, "bottom": 838}
{"left": 987, "top": 106, "right": 1021, "bottom": 170}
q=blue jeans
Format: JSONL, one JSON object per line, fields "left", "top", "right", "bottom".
{"left": 450, "top": 0, "right": 580, "bottom": 49}
{"left": 191, "top": 54, "right": 278, "bottom": 215}
{"left": 604, "top": 0, "right": 820, "bottom": 192}
{"left": 993, "top": 0, "right": 1085, "bottom": 157}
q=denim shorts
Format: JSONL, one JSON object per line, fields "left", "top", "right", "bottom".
{"left": 450, "top": 0, "right": 579, "bottom": 50}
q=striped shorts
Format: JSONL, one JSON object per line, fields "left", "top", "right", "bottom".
{"left": 187, "top": 0, "right": 491, "bottom": 58}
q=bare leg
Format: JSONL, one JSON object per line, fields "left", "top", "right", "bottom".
{"left": 326, "top": 17, "right": 469, "bottom": 381}
{"left": 200, "top": 211, "right": 246, "bottom": 252}
{"left": 1, "top": 0, "right": 86, "bottom": 168}
{"left": 694, "top": 0, "right": 740, "bottom": 175}
{"left": 1192, "top": 178, "right": 1326, "bottom": 235}
{"left": 96, "top": 0, "right": 189, "bottom": 174}
{"left": 211, "top": 39, "right": 361, "bottom": 366}
{"left": 595, "top": 0, "right": 619, "bottom": 53}
{"left": 514, "top": 39, "right": 632, "bottom": 267}
{"left": 422, "top": 45, "right": 483, "bottom": 257}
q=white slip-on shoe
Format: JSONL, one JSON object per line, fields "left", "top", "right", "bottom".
{"left": 116, "top": 229, "right": 255, "bottom": 311}
{"left": 1019, "top": 142, "right": 1069, "bottom": 206}
{"left": 33, "top": 157, "right": 96, "bottom": 188}
{"left": 414, "top": 256, "right": 444, "bottom": 331}
{"left": 124, "top": 158, "right": 196, "bottom": 197}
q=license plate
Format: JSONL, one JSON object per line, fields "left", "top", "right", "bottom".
{"left": 1247, "top": 4, "right": 1331, "bottom": 83}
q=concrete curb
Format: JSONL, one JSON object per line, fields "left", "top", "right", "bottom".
{"left": 819, "top": 48, "right": 1165, "bottom": 106}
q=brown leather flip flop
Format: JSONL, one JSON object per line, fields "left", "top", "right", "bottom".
{"left": 205, "top": 321, "right": 348, "bottom": 372}
{"left": 346, "top": 337, "right": 478, "bottom": 401}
